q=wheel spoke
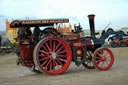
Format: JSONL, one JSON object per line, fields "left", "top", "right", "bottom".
{"left": 90, "top": 61, "right": 92, "bottom": 66}
{"left": 96, "top": 60, "right": 101, "bottom": 64}
{"left": 87, "top": 60, "right": 90, "bottom": 66}
{"left": 53, "top": 60, "right": 55, "bottom": 72}
{"left": 101, "top": 61, "right": 104, "bottom": 67}
{"left": 86, "top": 52, "right": 89, "bottom": 58}
{"left": 89, "top": 61, "right": 92, "bottom": 66}
{"left": 55, "top": 42, "right": 61, "bottom": 51}
{"left": 56, "top": 46, "right": 64, "bottom": 54}
{"left": 56, "top": 59, "right": 63, "bottom": 65}
{"left": 105, "top": 61, "right": 109, "bottom": 66}
{"left": 99, "top": 50, "right": 104, "bottom": 55}
{"left": 40, "top": 50, "right": 48, "bottom": 54}
{"left": 58, "top": 58, "right": 66, "bottom": 62}
{"left": 57, "top": 54, "right": 66, "bottom": 57}
{"left": 49, "top": 61, "right": 52, "bottom": 72}
{"left": 40, "top": 57, "right": 49, "bottom": 61}
{"left": 41, "top": 59, "right": 49, "bottom": 66}
{"left": 54, "top": 60, "right": 60, "bottom": 69}
{"left": 38, "top": 54, "right": 47, "bottom": 57}
{"left": 53, "top": 40, "right": 56, "bottom": 52}
{"left": 45, "top": 43, "right": 51, "bottom": 52}
{"left": 96, "top": 56, "right": 100, "bottom": 59}
{"left": 103, "top": 51, "right": 109, "bottom": 57}
{"left": 45, "top": 59, "right": 52, "bottom": 69}
{"left": 91, "top": 62, "right": 93, "bottom": 67}
{"left": 105, "top": 56, "right": 111, "bottom": 61}
{"left": 57, "top": 50, "right": 66, "bottom": 54}
{"left": 42, "top": 45, "right": 49, "bottom": 52}
{"left": 88, "top": 51, "right": 92, "bottom": 56}
{"left": 86, "top": 60, "right": 89, "bottom": 65}
{"left": 50, "top": 40, "right": 52, "bottom": 51}
{"left": 97, "top": 52, "right": 102, "bottom": 57}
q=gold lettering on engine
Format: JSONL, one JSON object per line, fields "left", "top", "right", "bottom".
{"left": 22, "top": 19, "right": 69, "bottom": 24}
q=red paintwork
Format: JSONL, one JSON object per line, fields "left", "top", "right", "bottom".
{"left": 81, "top": 38, "right": 94, "bottom": 50}
{"left": 114, "top": 38, "right": 128, "bottom": 45}
{"left": 71, "top": 42, "right": 83, "bottom": 48}
{"left": 122, "top": 39, "right": 128, "bottom": 42}
{"left": 64, "top": 33, "right": 80, "bottom": 42}
{"left": 114, "top": 40, "right": 120, "bottom": 43}
{"left": 39, "top": 34, "right": 54, "bottom": 40}
{"left": 27, "top": 36, "right": 34, "bottom": 39}
{"left": 16, "top": 40, "right": 35, "bottom": 67}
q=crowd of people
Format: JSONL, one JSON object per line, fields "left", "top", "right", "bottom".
{"left": 0, "top": 26, "right": 41, "bottom": 48}
{"left": 18, "top": 26, "right": 41, "bottom": 44}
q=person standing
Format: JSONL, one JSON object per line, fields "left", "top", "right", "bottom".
{"left": 33, "top": 26, "right": 40, "bottom": 44}
{"left": 17, "top": 27, "right": 26, "bottom": 40}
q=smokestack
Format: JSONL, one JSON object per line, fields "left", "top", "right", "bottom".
{"left": 88, "top": 14, "right": 95, "bottom": 38}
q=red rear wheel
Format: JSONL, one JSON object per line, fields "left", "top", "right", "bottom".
{"left": 83, "top": 51, "right": 95, "bottom": 69}
{"left": 93, "top": 47, "right": 114, "bottom": 70}
{"left": 33, "top": 37, "right": 71, "bottom": 74}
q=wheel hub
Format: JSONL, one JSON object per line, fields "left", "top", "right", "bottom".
{"left": 100, "top": 57, "right": 106, "bottom": 61}
{"left": 102, "top": 57, "right": 106, "bottom": 61}
{"left": 49, "top": 52, "right": 57, "bottom": 59}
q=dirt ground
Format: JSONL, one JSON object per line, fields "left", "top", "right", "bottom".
{"left": 0, "top": 48, "right": 128, "bottom": 85}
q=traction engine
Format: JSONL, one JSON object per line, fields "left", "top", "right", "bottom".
{"left": 10, "top": 14, "right": 114, "bottom": 74}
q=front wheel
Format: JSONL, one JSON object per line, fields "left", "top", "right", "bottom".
{"left": 93, "top": 47, "right": 114, "bottom": 70}
{"left": 33, "top": 37, "right": 71, "bottom": 74}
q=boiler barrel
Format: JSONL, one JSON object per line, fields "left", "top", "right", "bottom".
{"left": 81, "top": 38, "right": 102, "bottom": 50}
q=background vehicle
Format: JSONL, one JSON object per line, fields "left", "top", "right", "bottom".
{"left": 108, "top": 30, "right": 128, "bottom": 47}
{"left": 0, "top": 34, "right": 14, "bottom": 54}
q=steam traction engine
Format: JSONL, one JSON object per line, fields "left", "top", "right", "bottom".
{"left": 10, "top": 14, "right": 114, "bottom": 74}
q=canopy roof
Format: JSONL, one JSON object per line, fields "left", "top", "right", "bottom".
{"left": 10, "top": 18, "right": 69, "bottom": 28}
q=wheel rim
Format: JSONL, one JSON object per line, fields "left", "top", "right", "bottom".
{"left": 111, "top": 41, "right": 117, "bottom": 48}
{"left": 94, "top": 48, "right": 114, "bottom": 70}
{"left": 83, "top": 51, "right": 95, "bottom": 69}
{"left": 119, "top": 41, "right": 126, "bottom": 47}
{"left": 36, "top": 37, "right": 71, "bottom": 74}
{"left": 126, "top": 41, "right": 128, "bottom": 46}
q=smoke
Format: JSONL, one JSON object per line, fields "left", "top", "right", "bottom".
{"left": 69, "top": 16, "right": 79, "bottom": 23}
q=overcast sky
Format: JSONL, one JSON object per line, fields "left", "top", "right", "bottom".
{"left": 0, "top": 0, "right": 128, "bottom": 30}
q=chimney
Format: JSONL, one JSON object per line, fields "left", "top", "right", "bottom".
{"left": 88, "top": 14, "right": 95, "bottom": 38}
